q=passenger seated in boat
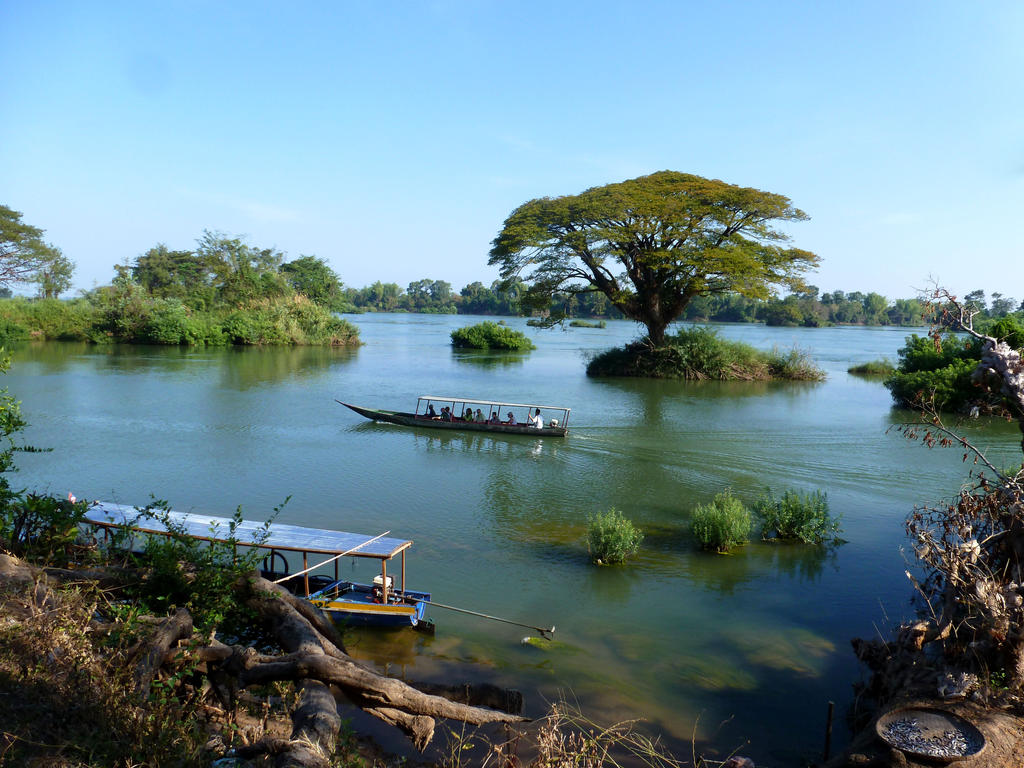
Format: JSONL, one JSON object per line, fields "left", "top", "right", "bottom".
{"left": 441, "top": 406, "right": 452, "bottom": 421}
{"left": 504, "top": 411, "right": 517, "bottom": 425}
{"left": 474, "top": 408, "right": 485, "bottom": 422}
{"left": 530, "top": 408, "right": 544, "bottom": 429}
{"left": 426, "top": 404, "right": 438, "bottom": 419}
{"left": 488, "top": 411, "right": 500, "bottom": 424}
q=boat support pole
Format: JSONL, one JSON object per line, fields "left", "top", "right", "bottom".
{"left": 272, "top": 531, "right": 391, "bottom": 586}
{"left": 410, "top": 598, "right": 555, "bottom": 639}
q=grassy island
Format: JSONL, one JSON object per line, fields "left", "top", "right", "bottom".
{"left": 451, "top": 321, "right": 535, "bottom": 351}
{"left": 586, "top": 327, "right": 824, "bottom": 381}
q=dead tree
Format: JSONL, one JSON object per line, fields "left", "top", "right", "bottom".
{"left": 867, "top": 288, "right": 1024, "bottom": 699}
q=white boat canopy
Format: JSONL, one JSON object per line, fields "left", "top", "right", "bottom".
{"left": 84, "top": 502, "right": 412, "bottom": 559}
{"left": 417, "top": 396, "right": 570, "bottom": 423}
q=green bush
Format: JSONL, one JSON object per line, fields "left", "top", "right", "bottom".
{"left": 885, "top": 358, "right": 977, "bottom": 411}
{"left": 451, "top": 321, "right": 535, "bottom": 351}
{"left": 569, "top": 319, "right": 606, "bottom": 328}
{"left": 753, "top": 489, "right": 842, "bottom": 544}
{"left": 0, "top": 318, "right": 29, "bottom": 344}
{"left": 690, "top": 490, "right": 751, "bottom": 552}
{"left": 985, "top": 316, "right": 1024, "bottom": 350}
{"left": 586, "top": 508, "right": 643, "bottom": 564}
{"left": 848, "top": 359, "right": 895, "bottom": 376}
{"left": 586, "top": 326, "right": 824, "bottom": 381}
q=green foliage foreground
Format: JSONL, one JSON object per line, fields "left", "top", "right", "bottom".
{"left": 586, "top": 508, "right": 643, "bottom": 564}
{"left": 586, "top": 326, "right": 825, "bottom": 380}
{"left": 450, "top": 321, "right": 535, "bottom": 351}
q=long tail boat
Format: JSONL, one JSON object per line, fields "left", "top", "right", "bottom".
{"left": 338, "top": 396, "right": 570, "bottom": 437}
{"left": 84, "top": 502, "right": 432, "bottom": 630}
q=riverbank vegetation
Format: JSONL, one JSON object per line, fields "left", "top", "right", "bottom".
{"left": 585, "top": 508, "right": 643, "bottom": 565}
{"left": 884, "top": 315, "right": 1024, "bottom": 413}
{"left": 0, "top": 231, "right": 360, "bottom": 346}
{"left": 450, "top": 321, "right": 534, "bottom": 351}
{"left": 840, "top": 290, "right": 1024, "bottom": 766}
{"left": 585, "top": 327, "right": 825, "bottom": 380}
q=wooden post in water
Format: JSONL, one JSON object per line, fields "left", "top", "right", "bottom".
{"left": 823, "top": 700, "right": 834, "bottom": 761}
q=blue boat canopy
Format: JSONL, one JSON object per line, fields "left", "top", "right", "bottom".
{"left": 84, "top": 502, "right": 412, "bottom": 559}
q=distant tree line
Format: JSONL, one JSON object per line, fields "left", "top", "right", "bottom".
{"left": 0, "top": 231, "right": 358, "bottom": 346}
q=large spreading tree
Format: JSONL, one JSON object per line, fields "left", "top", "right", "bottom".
{"left": 0, "top": 205, "right": 74, "bottom": 291}
{"left": 488, "top": 171, "right": 819, "bottom": 346}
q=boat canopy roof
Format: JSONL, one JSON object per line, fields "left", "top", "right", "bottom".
{"left": 418, "top": 395, "right": 570, "bottom": 413}
{"left": 85, "top": 502, "right": 413, "bottom": 559}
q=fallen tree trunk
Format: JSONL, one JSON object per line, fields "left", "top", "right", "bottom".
{"left": 0, "top": 556, "right": 526, "bottom": 763}
{"left": 239, "top": 572, "right": 526, "bottom": 750}
{"left": 133, "top": 606, "right": 193, "bottom": 699}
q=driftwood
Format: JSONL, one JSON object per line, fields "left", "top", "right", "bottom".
{"left": 0, "top": 556, "right": 525, "bottom": 765}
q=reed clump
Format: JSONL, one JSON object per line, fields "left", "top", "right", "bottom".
{"left": 690, "top": 490, "right": 751, "bottom": 553}
{"left": 586, "top": 508, "right": 643, "bottom": 565}
{"left": 753, "top": 488, "right": 842, "bottom": 544}
{"left": 848, "top": 358, "right": 895, "bottom": 376}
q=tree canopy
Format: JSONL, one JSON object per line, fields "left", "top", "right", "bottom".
{"left": 0, "top": 205, "right": 74, "bottom": 290}
{"left": 488, "top": 171, "right": 819, "bottom": 345}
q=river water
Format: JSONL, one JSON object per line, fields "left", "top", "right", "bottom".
{"left": 8, "top": 315, "right": 1022, "bottom": 765}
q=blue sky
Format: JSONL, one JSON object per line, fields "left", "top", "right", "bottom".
{"left": 2, "top": 1, "right": 1022, "bottom": 301}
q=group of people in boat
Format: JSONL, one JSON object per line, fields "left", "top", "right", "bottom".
{"left": 423, "top": 403, "right": 551, "bottom": 429}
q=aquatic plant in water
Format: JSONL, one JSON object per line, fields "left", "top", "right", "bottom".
{"left": 690, "top": 490, "right": 751, "bottom": 553}
{"left": 586, "top": 508, "right": 643, "bottom": 564}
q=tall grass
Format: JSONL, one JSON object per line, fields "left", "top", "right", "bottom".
{"left": 848, "top": 358, "right": 895, "bottom": 376}
{"left": 690, "top": 490, "right": 751, "bottom": 552}
{"left": 753, "top": 488, "right": 842, "bottom": 544}
{"left": 586, "top": 508, "right": 643, "bottom": 564}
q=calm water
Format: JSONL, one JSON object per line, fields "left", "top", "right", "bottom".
{"left": 9, "top": 316, "right": 1021, "bottom": 765}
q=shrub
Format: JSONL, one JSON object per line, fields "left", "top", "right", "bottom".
{"left": 848, "top": 359, "right": 896, "bottom": 376}
{"left": 586, "top": 508, "right": 643, "bottom": 564}
{"left": 885, "top": 358, "right": 978, "bottom": 411}
{"left": 753, "top": 488, "right": 842, "bottom": 544}
{"left": 569, "top": 319, "right": 606, "bottom": 328}
{"left": 451, "top": 321, "right": 535, "bottom": 351}
{"left": 690, "top": 490, "right": 751, "bottom": 552}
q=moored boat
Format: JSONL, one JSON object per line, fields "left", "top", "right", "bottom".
{"left": 84, "top": 502, "right": 432, "bottom": 630}
{"left": 338, "top": 396, "right": 570, "bottom": 437}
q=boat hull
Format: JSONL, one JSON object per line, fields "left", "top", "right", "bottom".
{"left": 340, "top": 402, "right": 568, "bottom": 437}
{"left": 308, "top": 581, "right": 431, "bottom": 628}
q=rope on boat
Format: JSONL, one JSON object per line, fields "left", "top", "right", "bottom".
{"left": 406, "top": 597, "right": 555, "bottom": 639}
{"left": 272, "top": 530, "right": 391, "bottom": 585}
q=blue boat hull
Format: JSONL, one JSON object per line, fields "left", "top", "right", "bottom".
{"left": 307, "top": 581, "right": 431, "bottom": 628}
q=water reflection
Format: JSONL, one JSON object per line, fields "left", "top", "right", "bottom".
{"left": 450, "top": 349, "right": 527, "bottom": 368}
{"left": 218, "top": 345, "right": 358, "bottom": 390}
{"left": 674, "top": 541, "right": 840, "bottom": 594}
